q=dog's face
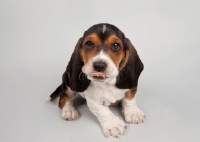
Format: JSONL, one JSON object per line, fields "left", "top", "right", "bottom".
{"left": 80, "top": 24, "right": 127, "bottom": 83}
{"left": 64, "top": 23, "right": 143, "bottom": 92}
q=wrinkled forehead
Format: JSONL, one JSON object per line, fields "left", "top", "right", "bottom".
{"left": 83, "top": 24, "right": 125, "bottom": 42}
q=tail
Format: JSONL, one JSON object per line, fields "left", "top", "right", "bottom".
{"left": 47, "top": 84, "right": 62, "bottom": 101}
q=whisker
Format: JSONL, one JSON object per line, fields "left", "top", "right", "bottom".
{"left": 120, "top": 72, "right": 124, "bottom": 80}
{"left": 117, "top": 72, "right": 123, "bottom": 83}
{"left": 122, "top": 69, "right": 128, "bottom": 80}
{"left": 78, "top": 72, "right": 84, "bottom": 81}
{"left": 78, "top": 71, "right": 89, "bottom": 83}
{"left": 117, "top": 69, "right": 128, "bottom": 83}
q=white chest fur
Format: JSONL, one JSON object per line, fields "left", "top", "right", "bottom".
{"left": 79, "top": 78, "right": 128, "bottom": 106}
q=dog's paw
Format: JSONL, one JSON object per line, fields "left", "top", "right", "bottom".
{"left": 101, "top": 115, "right": 126, "bottom": 138}
{"left": 61, "top": 107, "right": 78, "bottom": 121}
{"left": 123, "top": 108, "right": 145, "bottom": 124}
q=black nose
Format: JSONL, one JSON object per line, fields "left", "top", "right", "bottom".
{"left": 93, "top": 62, "right": 107, "bottom": 72}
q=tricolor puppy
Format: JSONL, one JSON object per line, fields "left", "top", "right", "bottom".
{"left": 49, "top": 23, "right": 144, "bottom": 138}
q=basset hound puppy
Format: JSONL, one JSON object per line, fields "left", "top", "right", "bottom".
{"left": 48, "top": 23, "right": 144, "bottom": 138}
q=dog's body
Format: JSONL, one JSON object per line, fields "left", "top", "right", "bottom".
{"left": 49, "top": 23, "right": 144, "bottom": 138}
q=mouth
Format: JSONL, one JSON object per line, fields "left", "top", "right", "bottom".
{"left": 90, "top": 72, "right": 107, "bottom": 80}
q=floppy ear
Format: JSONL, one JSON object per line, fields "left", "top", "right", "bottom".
{"left": 116, "top": 38, "right": 144, "bottom": 89}
{"left": 62, "top": 37, "right": 90, "bottom": 92}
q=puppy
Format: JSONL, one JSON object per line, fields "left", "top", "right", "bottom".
{"left": 48, "top": 23, "right": 144, "bottom": 138}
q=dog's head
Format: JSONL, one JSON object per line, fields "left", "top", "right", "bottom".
{"left": 63, "top": 23, "right": 143, "bottom": 92}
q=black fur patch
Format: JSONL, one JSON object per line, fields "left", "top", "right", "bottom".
{"left": 116, "top": 39, "right": 144, "bottom": 89}
{"left": 62, "top": 38, "right": 90, "bottom": 92}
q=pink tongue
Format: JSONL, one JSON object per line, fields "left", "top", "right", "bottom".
{"left": 91, "top": 72, "right": 106, "bottom": 78}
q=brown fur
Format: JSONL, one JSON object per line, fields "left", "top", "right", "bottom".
{"left": 119, "top": 50, "right": 129, "bottom": 70}
{"left": 125, "top": 88, "right": 137, "bottom": 100}
{"left": 58, "top": 90, "right": 75, "bottom": 109}
{"left": 81, "top": 33, "right": 101, "bottom": 64}
{"left": 105, "top": 35, "right": 125, "bottom": 68}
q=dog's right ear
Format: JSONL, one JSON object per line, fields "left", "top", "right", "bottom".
{"left": 62, "top": 37, "right": 90, "bottom": 92}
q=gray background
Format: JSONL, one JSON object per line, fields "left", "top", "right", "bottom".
{"left": 0, "top": 0, "right": 200, "bottom": 142}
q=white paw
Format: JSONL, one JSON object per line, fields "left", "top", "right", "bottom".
{"left": 100, "top": 100, "right": 110, "bottom": 106}
{"left": 61, "top": 106, "right": 78, "bottom": 121}
{"left": 101, "top": 115, "right": 126, "bottom": 138}
{"left": 123, "top": 108, "right": 145, "bottom": 124}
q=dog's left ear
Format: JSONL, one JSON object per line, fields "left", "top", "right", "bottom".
{"left": 116, "top": 38, "right": 144, "bottom": 89}
{"left": 62, "top": 37, "right": 90, "bottom": 92}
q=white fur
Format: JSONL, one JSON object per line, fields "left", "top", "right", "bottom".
{"left": 84, "top": 80, "right": 128, "bottom": 137}
{"left": 82, "top": 50, "right": 119, "bottom": 83}
{"left": 122, "top": 97, "right": 145, "bottom": 123}
{"left": 46, "top": 97, "right": 52, "bottom": 101}
{"left": 102, "top": 25, "right": 106, "bottom": 33}
{"left": 62, "top": 101, "right": 78, "bottom": 120}
{"left": 85, "top": 78, "right": 128, "bottom": 105}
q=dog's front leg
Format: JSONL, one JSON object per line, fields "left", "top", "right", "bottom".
{"left": 85, "top": 96, "right": 126, "bottom": 138}
{"left": 59, "top": 89, "right": 78, "bottom": 121}
{"left": 122, "top": 89, "right": 145, "bottom": 124}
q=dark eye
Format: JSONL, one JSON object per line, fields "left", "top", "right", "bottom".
{"left": 85, "top": 41, "right": 93, "bottom": 50}
{"left": 112, "top": 43, "right": 120, "bottom": 52}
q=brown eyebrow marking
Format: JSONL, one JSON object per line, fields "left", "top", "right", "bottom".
{"left": 81, "top": 33, "right": 101, "bottom": 64}
{"left": 104, "top": 34, "right": 125, "bottom": 68}
{"left": 82, "top": 33, "right": 101, "bottom": 47}
{"left": 104, "top": 35, "right": 123, "bottom": 47}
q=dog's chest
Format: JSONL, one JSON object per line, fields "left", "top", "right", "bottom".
{"left": 80, "top": 82, "right": 128, "bottom": 106}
